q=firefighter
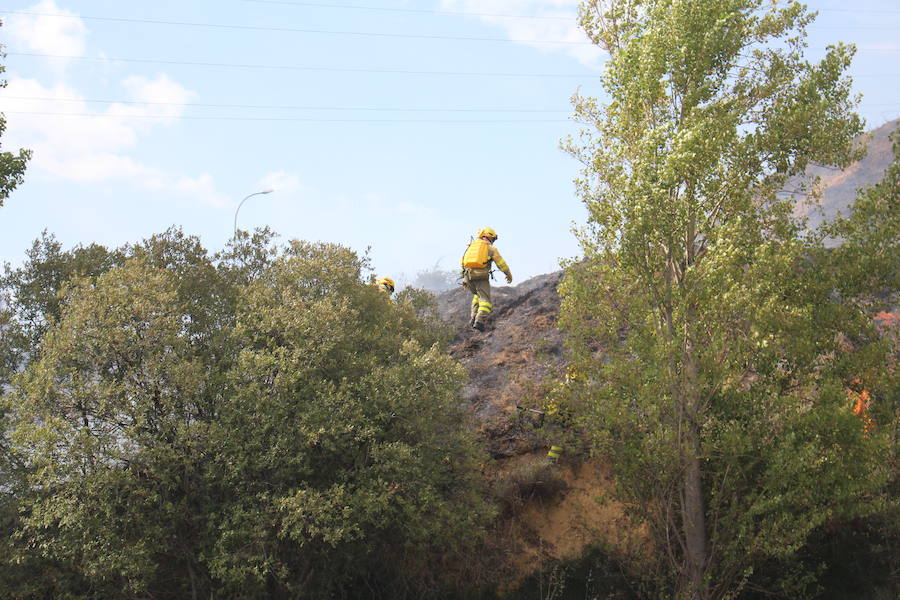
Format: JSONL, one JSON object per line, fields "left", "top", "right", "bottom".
{"left": 460, "top": 227, "right": 512, "bottom": 331}
{"left": 375, "top": 276, "right": 395, "bottom": 296}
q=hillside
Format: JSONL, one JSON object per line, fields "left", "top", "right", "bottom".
{"left": 792, "top": 118, "right": 897, "bottom": 234}
{"left": 439, "top": 273, "right": 564, "bottom": 440}
{"left": 440, "top": 118, "right": 897, "bottom": 448}
{"left": 436, "top": 119, "right": 897, "bottom": 588}
{"left": 438, "top": 274, "right": 647, "bottom": 581}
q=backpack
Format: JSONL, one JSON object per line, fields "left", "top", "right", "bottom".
{"left": 462, "top": 238, "right": 491, "bottom": 269}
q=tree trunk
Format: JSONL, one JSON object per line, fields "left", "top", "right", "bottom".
{"left": 681, "top": 343, "right": 710, "bottom": 600}
{"left": 682, "top": 422, "right": 709, "bottom": 599}
{"left": 187, "top": 561, "right": 198, "bottom": 600}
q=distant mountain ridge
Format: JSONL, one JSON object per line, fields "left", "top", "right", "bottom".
{"left": 794, "top": 118, "right": 897, "bottom": 233}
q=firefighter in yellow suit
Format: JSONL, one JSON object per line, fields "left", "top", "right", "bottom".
{"left": 461, "top": 227, "right": 512, "bottom": 331}
{"left": 375, "top": 276, "right": 395, "bottom": 296}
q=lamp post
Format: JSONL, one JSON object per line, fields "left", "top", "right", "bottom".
{"left": 233, "top": 189, "right": 274, "bottom": 236}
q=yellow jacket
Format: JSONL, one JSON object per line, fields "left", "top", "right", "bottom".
{"left": 462, "top": 242, "right": 511, "bottom": 281}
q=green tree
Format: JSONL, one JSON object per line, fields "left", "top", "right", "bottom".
{"left": 10, "top": 258, "right": 219, "bottom": 597}
{"left": 3, "top": 234, "right": 490, "bottom": 599}
{"left": 2, "top": 231, "right": 125, "bottom": 355}
{"left": 1, "top": 230, "right": 229, "bottom": 598}
{"left": 208, "top": 241, "right": 489, "bottom": 598}
{"left": 215, "top": 226, "right": 280, "bottom": 289}
{"left": 826, "top": 127, "right": 900, "bottom": 306}
{"left": 560, "top": 1, "right": 892, "bottom": 598}
{"left": 0, "top": 22, "right": 31, "bottom": 206}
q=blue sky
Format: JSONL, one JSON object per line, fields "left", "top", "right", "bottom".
{"left": 1, "top": 1, "right": 898, "bottom": 285}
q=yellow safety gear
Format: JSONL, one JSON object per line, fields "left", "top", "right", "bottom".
{"left": 376, "top": 276, "right": 395, "bottom": 293}
{"left": 547, "top": 445, "right": 563, "bottom": 460}
{"left": 495, "top": 257, "right": 512, "bottom": 282}
{"left": 462, "top": 238, "right": 491, "bottom": 269}
{"left": 477, "top": 227, "right": 498, "bottom": 242}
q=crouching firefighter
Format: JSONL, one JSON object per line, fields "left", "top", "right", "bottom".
{"left": 461, "top": 227, "right": 512, "bottom": 332}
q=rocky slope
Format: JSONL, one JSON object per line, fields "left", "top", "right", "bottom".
{"left": 438, "top": 272, "right": 565, "bottom": 455}
{"left": 437, "top": 273, "right": 647, "bottom": 579}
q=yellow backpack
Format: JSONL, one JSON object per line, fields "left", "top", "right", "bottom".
{"left": 462, "top": 238, "right": 491, "bottom": 269}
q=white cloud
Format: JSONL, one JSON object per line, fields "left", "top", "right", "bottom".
{"left": 1, "top": 2, "right": 223, "bottom": 206}
{"left": 5, "top": 0, "right": 88, "bottom": 69}
{"left": 440, "top": 0, "right": 605, "bottom": 67}
{"left": 3, "top": 74, "right": 194, "bottom": 156}
{"left": 1, "top": 0, "right": 226, "bottom": 209}
{"left": 3, "top": 78, "right": 138, "bottom": 154}
{"left": 2, "top": 73, "right": 224, "bottom": 205}
{"left": 113, "top": 74, "right": 196, "bottom": 124}
{"left": 259, "top": 171, "right": 304, "bottom": 195}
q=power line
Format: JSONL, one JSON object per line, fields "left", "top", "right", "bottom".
{"left": 2, "top": 10, "right": 897, "bottom": 49}
{"left": 6, "top": 52, "right": 595, "bottom": 78}
{"left": 9, "top": 51, "right": 898, "bottom": 81}
{"left": 0, "top": 110, "right": 573, "bottom": 124}
{"left": 240, "top": 0, "right": 575, "bottom": 20}
{"left": 0, "top": 10, "right": 590, "bottom": 45}
{"left": 3, "top": 105, "right": 892, "bottom": 122}
{"left": 0, "top": 95, "right": 570, "bottom": 113}
{"left": 3, "top": 96, "right": 895, "bottom": 112}
{"left": 241, "top": 1, "right": 900, "bottom": 18}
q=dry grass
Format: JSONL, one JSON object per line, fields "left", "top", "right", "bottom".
{"left": 480, "top": 453, "right": 650, "bottom": 592}
{"left": 493, "top": 454, "right": 569, "bottom": 515}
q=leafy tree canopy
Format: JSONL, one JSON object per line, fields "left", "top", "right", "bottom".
{"left": 1, "top": 229, "right": 491, "bottom": 599}
{"left": 561, "top": 1, "right": 894, "bottom": 598}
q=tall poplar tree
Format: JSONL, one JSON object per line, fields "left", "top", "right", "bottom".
{"left": 560, "top": 1, "right": 892, "bottom": 598}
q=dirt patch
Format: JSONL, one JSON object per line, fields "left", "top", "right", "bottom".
{"left": 508, "top": 457, "right": 644, "bottom": 576}
{"left": 476, "top": 453, "right": 649, "bottom": 592}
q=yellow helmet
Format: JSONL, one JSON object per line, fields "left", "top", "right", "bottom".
{"left": 376, "top": 276, "right": 395, "bottom": 293}
{"left": 477, "top": 227, "right": 498, "bottom": 241}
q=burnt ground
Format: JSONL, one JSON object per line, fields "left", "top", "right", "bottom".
{"left": 437, "top": 272, "right": 567, "bottom": 457}
{"left": 435, "top": 273, "right": 642, "bottom": 586}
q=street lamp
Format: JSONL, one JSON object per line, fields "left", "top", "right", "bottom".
{"left": 233, "top": 189, "right": 274, "bottom": 236}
